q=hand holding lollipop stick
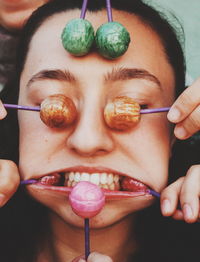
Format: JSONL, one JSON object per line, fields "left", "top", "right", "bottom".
{"left": 69, "top": 181, "right": 105, "bottom": 260}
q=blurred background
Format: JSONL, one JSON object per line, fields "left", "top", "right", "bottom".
{"left": 148, "top": 0, "right": 200, "bottom": 84}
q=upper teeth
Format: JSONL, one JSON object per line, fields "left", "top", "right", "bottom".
{"left": 65, "top": 172, "right": 120, "bottom": 190}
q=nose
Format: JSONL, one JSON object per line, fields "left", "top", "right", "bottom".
{"left": 67, "top": 100, "right": 114, "bottom": 157}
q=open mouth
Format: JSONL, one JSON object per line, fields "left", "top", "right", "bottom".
{"left": 28, "top": 168, "right": 153, "bottom": 199}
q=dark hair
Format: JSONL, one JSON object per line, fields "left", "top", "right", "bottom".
{"left": 0, "top": 1, "right": 199, "bottom": 261}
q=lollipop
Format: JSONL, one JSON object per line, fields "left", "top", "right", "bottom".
{"left": 61, "top": 0, "right": 94, "bottom": 56}
{"left": 69, "top": 181, "right": 105, "bottom": 259}
{"left": 3, "top": 95, "right": 170, "bottom": 131}
{"left": 40, "top": 94, "right": 77, "bottom": 128}
{"left": 104, "top": 96, "right": 141, "bottom": 131}
{"left": 95, "top": 0, "right": 130, "bottom": 59}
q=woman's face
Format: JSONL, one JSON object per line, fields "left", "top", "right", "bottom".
{"left": 18, "top": 10, "right": 175, "bottom": 228}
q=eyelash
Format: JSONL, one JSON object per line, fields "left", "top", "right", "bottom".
{"left": 140, "top": 104, "right": 148, "bottom": 109}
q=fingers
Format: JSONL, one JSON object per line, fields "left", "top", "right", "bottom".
{"left": 71, "top": 255, "right": 85, "bottom": 262}
{"left": 168, "top": 78, "right": 200, "bottom": 123}
{"left": 71, "top": 252, "right": 113, "bottom": 262}
{"left": 0, "top": 100, "right": 7, "bottom": 119}
{"left": 173, "top": 105, "right": 200, "bottom": 139}
{"left": 161, "top": 177, "right": 184, "bottom": 217}
{"left": 88, "top": 252, "right": 113, "bottom": 262}
{"left": 167, "top": 78, "right": 200, "bottom": 139}
{"left": 179, "top": 165, "right": 200, "bottom": 223}
{"left": 161, "top": 165, "right": 200, "bottom": 223}
{"left": 0, "top": 160, "right": 20, "bottom": 206}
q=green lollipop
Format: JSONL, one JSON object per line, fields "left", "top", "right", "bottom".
{"left": 95, "top": 21, "right": 130, "bottom": 59}
{"left": 61, "top": 18, "right": 95, "bottom": 56}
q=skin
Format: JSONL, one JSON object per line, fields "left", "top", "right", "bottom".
{"left": 0, "top": 0, "right": 49, "bottom": 30}
{"left": 0, "top": 8, "right": 199, "bottom": 262}
{"left": 18, "top": 10, "right": 174, "bottom": 226}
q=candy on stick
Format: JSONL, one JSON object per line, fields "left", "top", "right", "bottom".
{"left": 40, "top": 94, "right": 77, "bottom": 128}
{"left": 69, "top": 181, "right": 105, "bottom": 259}
{"left": 61, "top": 0, "right": 94, "bottom": 56}
{"left": 95, "top": 0, "right": 130, "bottom": 59}
{"left": 104, "top": 96, "right": 140, "bottom": 130}
{"left": 4, "top": 94, "right": 171, "bottom": 130}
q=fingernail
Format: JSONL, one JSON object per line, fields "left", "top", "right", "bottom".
{"left": 162, "top": 199, "right": 171, "bottom": 214}
{"left": 174, "top": 126, "right": 187, "bottom": 139}
{"left": 183, "top": 204, "right": 193, "bottom": 220}
{"left": 0, "top": 194, "right": 6, "bottom": 206}
{"left": 167, "top": 107, "right": 181, "bottom": 122}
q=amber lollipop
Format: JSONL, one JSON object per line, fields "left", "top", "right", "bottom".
{"left": 4, "top": 95, "right": 170, "bottom": 130}
{"left": 39, "top": 94, "right": 77, "bottom": 128}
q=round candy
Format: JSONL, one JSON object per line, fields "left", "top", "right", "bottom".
{"left": 40, "top": 94, "right": 77, "bottom": 128}
{"left": 69, "top": 181, "right": 105, "bottom": 218}
{"left": 95, "top": 22, "right": 130, "bottom": 59}
{"left": 104, "top": 96, "right": 140, "bottom": 131}
{"left": 61, "top": 18, "right": 95, "bottom": 56}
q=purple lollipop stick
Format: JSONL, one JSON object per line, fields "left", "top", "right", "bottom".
{"left": 106, "top": 0, "right": 113, "bottom": 22}
{"left": 140, "top": 107, "right": 170, "bottom": 114}
{"left": 85, "top": 218, "right": 90, "bottom": 259}
{"left": 20, "top": 179, "right": 38, "bottom": 185}
{"left": 80, "top": 0, "right": 88, "bottom": 19}
{"left": 147, "top": 189, "right": 160, "bottom": 198}
{"left": 3, "top": 103, "right": 40, "bottom": 112}
{"left": 3, "top": 103, "right": 171, "bottom": 115}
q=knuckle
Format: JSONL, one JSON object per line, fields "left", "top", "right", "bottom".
{"left": 180, "top": 90, "right": 193, "bottom": 106}
{"left": 161, "top": 177, "right": 184, "bottom": 198}
{"left": 187, "top": 165, "right": 200, "bottom": 176}
{"left": 188, "top": 108, "right": 200, "bottom": 129}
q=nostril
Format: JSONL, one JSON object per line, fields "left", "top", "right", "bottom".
{"left": 66, "top": 124, "right": 114, "bottom": 157}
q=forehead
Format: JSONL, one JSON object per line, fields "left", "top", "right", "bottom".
{"left": 22, "top": 9, "right": 175, "bottom": 93}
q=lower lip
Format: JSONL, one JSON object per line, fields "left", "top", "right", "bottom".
{"left": 28, "top": 183, "right": 151, "bottom": 200}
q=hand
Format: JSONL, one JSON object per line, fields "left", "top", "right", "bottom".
{"left": 0, "top": 100, "right": 20, "bottom": 206}
{"left": 167, "top": 78, "right": 200, "bottom": 140}
{"left": 160, "top": 165, "right": 200, "bottom": 223}
{"left": 0, "top": 0, "right": 49, "bottom": 30}
{"left": 0, "top": 100, "right": 7, "bottom": 119}
{"left": 72, "top": 252, "right": 113, "bottom": 262}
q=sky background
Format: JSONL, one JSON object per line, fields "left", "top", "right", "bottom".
{"left": 146, "top": 0, "right": 200, "bottom": 84}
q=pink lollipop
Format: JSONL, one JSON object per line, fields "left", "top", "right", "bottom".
{"left": 69, "top": 181, "right": 105, "bottom": 218}
{"left": 69, "top": 181, "right": 105, "bottom": 259}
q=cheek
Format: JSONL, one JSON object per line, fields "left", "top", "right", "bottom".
{"left": 116, "top": 114, "right": 171, "bottom": 190}
{"left": 18, "top": 110, "right": 66, "bottom": 177}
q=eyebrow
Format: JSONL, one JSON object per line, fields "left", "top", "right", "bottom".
{"left": 27, "top": 67, "right": 161, "bottom": 90}
{"left": 26, "top": 69, "right": 76, "bottom": 87}
{"left": 104, "top": 67, "right": 161, "bottom": 88}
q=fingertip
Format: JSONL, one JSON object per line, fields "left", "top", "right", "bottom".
{"left": 161, "top": 199, "right": 173, "bottom": 216}
{"left": 0, "top": 101, "right": 7, "bottom": 119}
{"left": 183, "top": 204, "right": 199, "bottom": 223}
{"left": 174, "top": 126, "right": 188, "bottom": 140}
{"left": 167, "top": 107, "right": 181, "bottom": 123}
{"left": 172, "top": 210, "right": 184, "bottom": 220}
{"left": 0, "top": 193, "right": 7, "bottom": 207}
